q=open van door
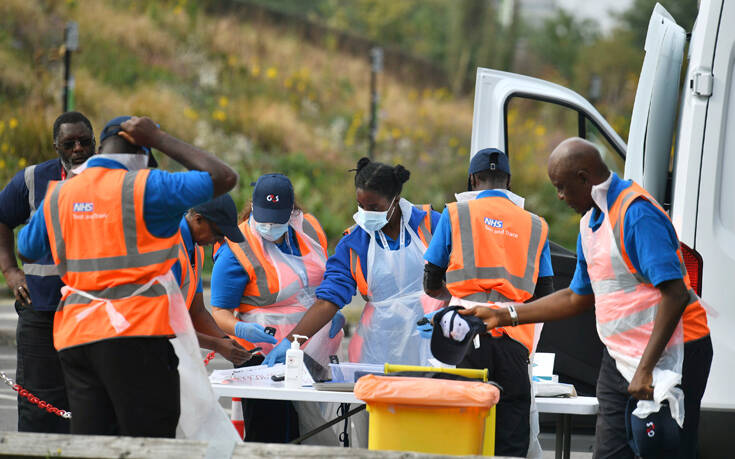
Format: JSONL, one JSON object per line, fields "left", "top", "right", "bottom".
{"left": 624, "top": 4, "right": 686, "bottom": 206}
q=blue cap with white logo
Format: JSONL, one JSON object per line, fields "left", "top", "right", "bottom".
{"left": 469, "top": 148, "right": 511, "bottom": 176}
{"left": 252, "top": 173, "right": 294, "bottom": 224}
{"left": 99, "top": 115, "right": 158, "bottom": 167}
{"left": 625, "top": 397, "right": 681, "bottom": 457}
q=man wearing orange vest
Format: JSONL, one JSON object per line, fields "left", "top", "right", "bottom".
{"left": 171, "top": 194, "right": 251, "bottom": 366}
{"left": 422, "top": 148, "right": 554, "bottom": 458}
{"left": 460, "top": 138, "right": 711, "bottom": 458}
{"left": 17, "top": 115, "right": 238, "bottom": 437}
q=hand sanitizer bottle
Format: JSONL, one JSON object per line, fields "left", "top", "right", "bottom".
{"left": 285, "top": 335, "right": 307, "bottom": 389}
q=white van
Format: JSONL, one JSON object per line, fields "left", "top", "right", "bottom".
{"left": 470, "top": 1, "right": 732, "bottom": 454}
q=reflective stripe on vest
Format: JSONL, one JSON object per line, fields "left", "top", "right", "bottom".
{"left": 445, "top": 199, "right": 546, "bottom": 299}
{"left": 604, "top": 183, "right": 709, "bottom": 342}
{"left": 24, "top": 165, "right": 37, "bottom": 217}
{"left": 227, "top": 236, "right": 280, "bottom": 307}
{"left": 178, "top": 240, "right": 203, "bottom": 310}
{"left": 22, "top": 263, "right": 58, "bottom": 276}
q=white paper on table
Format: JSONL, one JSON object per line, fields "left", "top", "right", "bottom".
{"left": 209, "top": 363, "right": 314, "bottom": 387}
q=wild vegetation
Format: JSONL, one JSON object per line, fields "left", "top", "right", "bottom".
{"left": 0, "top": 0, "right": 698, "bottom": 255}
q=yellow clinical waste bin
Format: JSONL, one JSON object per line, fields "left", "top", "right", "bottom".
{"left": 354, "top": 374, "right": 500, "bottom": 456}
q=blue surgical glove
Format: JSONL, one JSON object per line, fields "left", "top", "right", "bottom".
{"left": 234, "top": 322, "right": 278, "bottom": 345}
{"left": 417, "top": 309, "right": 440, "bottom": 339}
{"left": 264, "top": 338, "right": 291, "bottom": 367}
{"left": 329, "top": 311, "right": 346, "bottom": 339}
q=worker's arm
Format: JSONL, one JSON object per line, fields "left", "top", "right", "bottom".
{"left": 212, "top": 306, "right": 240, "bottom": 336}
{"left": 423, "top": 262, "right": 451, "bottom": 300}
{"left": 627, "top": 279, "right": 690, "bottom": 400}
{"left": 459, "top": 287, "right": 595, "bottom": 330}
{"left": 120, "top": 116, "right": 237, "bottom": 197}
{"left": 0, "top": 222, "right": 30, "bottom": 305}
{"left": 287, "top": 299, "right": 339, "bottom": 341}
{"left": 191, "top": 295, "right": 251, "bottom": 366}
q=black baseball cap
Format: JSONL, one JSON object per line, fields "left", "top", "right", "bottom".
{"left": 99, "top": 115, "right": 158, "bottom": 167}
{"left": 430, "top": 306, "right": 487, "bottom": 365}
{"left": 191, "top": 194, "right": 244, "bottom": 243}
{"left": 625, "top": 398, "right": 681, "bottom": 457}
{"left": 252, "top": 173, "right": 294, "bottom": 224}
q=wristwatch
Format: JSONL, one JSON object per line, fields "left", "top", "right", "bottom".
{"left": 507, "top": 304, "right": 519, "bottom": 327}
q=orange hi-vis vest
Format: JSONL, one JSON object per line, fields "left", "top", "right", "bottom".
{"left": 445, "top": 195, "right": 549, "bottom": 354}
{"left": 224, "top": 213, "right": 328, "bottom": 352}
{"left": 44, "top": 167, "right": 180, "bottom": 350}
{"left": 585, "top": 181, "right": 709, "bottom": 349}
{"left": 348, "top": 204, "right": 434, "bottom": 300}
{"left": 177, "top": 235, "right": 205, "bottom": 310}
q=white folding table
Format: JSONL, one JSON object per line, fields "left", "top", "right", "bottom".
{"left": 536, "top": 396, "right": 599, "bottom": 459}
{"left": 212, "top": 382, "right": 598, "bottom": 456}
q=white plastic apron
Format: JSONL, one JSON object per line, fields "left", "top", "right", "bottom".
{"left": 62, "top": 271, "right": 240, "bottom": 443}
{"left": 584, "top": 177, "right": 685, "bottom": 426}
{"left": 351, "top": 198, "right": 445, "bottom": 365}
{"left": 240, "top": 212, "right": 343, "bottom": 365}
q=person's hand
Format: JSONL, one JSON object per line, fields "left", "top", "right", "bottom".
{"left": 119, "top": 116, "right": 163, "bottom": 149}
{"left": 417, "top": 309, "right": 440, "bottom": 339}
{"left": 628, "top": 367, "right": 654, "bottom": 401}
{"left": 234, "top": 322, "right": 278, "bottom": 344}
{"left": 264, "top": 338, "right": 291, "bottom": 367}
{"left": 4, "top": 267, "right": 31, "bottom": 306}
{"left": 459, "top": 306, "right": 504, "bottom": 332}
{"left": 329, "top": 311, "right": 346, "bottom": 339}
{"left": 215, "top": 337, "right": 252, "bottom": 366}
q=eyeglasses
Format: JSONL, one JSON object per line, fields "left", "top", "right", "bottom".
{"left": 57, "top": 137, "right": 94, "bottom": 150}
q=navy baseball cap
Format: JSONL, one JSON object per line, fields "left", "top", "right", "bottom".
{"left": 625, "top": 397, "right": 681, "bottom": 457}
{"left": 99, "top": 116, "right": 158, "bottom": 167}
{"left": 469, "top": 148, "right": 511, "bottom": 176}
{"left": 430, "top": 306, "right": 487, "bottom": 365}
{"left": 252, "top": 174, "right": 295, "bottom": 224}
{"left": 191, "top": 194, "right": 245, "bottom": 243}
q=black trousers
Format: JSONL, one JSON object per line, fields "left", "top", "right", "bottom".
{"left": 58, "top": 337, "right": 180, "bottom": 437}
{"left": 460, "top": 333, "right": 531, "bottom": 457}
{"left": 15, "top": 302, "right": 70, "bottom": 433}
{"left": 594, "top": 335, "right": 713, "bottom": 459}
{"left": 237, "top": 354, "right": 300, "bottom": 443}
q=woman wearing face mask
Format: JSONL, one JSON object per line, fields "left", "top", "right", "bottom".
{"left": 210, "top": 173, "right": 343, "bottom": 443}
{"left": 264, "top": 157, "right": 445, "bottom": 368}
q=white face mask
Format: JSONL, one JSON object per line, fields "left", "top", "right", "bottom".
{"left": 255, "top": 222, "right": 289, "bottom": 242}
{"left": 353, "top": 196, "right": 397, "bottom": 233}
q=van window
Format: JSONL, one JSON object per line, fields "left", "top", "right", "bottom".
{"left": 586, "top": 118, "right": 625, "bottom": 176}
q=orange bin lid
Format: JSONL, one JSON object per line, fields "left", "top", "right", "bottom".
{"left": 354, "top": 375, "right": 500, "bottom": 408}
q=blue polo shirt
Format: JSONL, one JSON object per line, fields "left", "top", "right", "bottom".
{"left": 569, "top": 173, "right": 683, "bottom": 295}
{"left": 171, "top": 217, "right": 204, "bottom": 294}
{"left": 210, "top": 222, "right": 303, "bottom": 310}
{"left": 315, "top": 205, "right": 441, "bottom": 309}
{"left": 0, "top": 159, "right": 65, "bottom": 310}
{"left": 18, "top": 157, "right": 214, "bottom": 266}
{"left": 423, "top": 189, "right": 554, "bottom": 279}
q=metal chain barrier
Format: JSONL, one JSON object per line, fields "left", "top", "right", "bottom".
{"left": 1, "top": 351, "right": 219, "bottom": 419}
{"left": 1, "top": 370, "right": 71, "bottom": 419}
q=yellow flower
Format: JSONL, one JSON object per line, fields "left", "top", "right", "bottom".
{"left": 251, "top": 64, "right": 261, "bottom": 77}
{"left": 266, "top": 67, "right": 278, "bottom": 79}
{"left": 212, "top": 110, "right": 227, "bottom": 122}
{"left": 173, "top": 5, "right": 183, "bottom": 15}
{"left": 391, "top": 128, "right": 402, "bottom": 139}
{"left": 18, "top": 158, "right": 27, "bottom": 168}
{"left": 218, "top": 96, "right": 229, "bottom": 108}
{"left": 0, "top": 159, "right": 5, "bottom": 169}
{"left": 296, "top": 81, "right": 306, "bottom": 93}
{"left": 458, "top": 146, "right": 469, "bottom": 156}
{"left": 0, "top": 120, "right": 4, "bottom": 133}
{"left": 0, "top": 143, "right": 7, "bottom": 153}
{"left": 9, "top": 118, "right": 18, "bottom": 129}
{"left": 183, "top": 107, "right": 199, "bottom": 120}
{"left": 534, "top": 125, "right": 546, "bottom": 137}
{"left": 227, "top": 55, "right": 238, "bottom": 67}
{"left": 284, "top": 78, "right": 293, "bottom": 89}
{"left": 448, "top": 137, "right": 459, "bottom": 148}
